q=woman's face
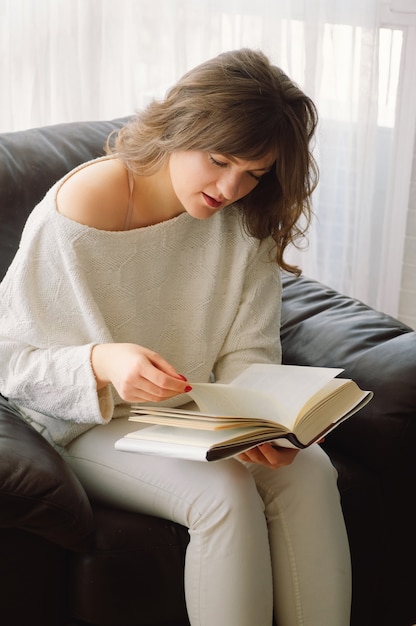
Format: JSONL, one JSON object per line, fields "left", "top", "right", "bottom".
{"left": 168, "top": 150, "right": 274, "bottom": 219}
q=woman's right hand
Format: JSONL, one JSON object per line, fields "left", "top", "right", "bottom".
{"left": 90, "top": 343, "right": 191, "bottom": 403}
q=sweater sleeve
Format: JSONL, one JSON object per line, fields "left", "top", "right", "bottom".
{"left": 212, "top": 236, "right": 282, "bottom": 384}
{"left": 0, "top": 199, "right": 114, "bottom": 425}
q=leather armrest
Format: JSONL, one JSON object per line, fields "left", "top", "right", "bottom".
{"left": 281, "top": 273, "right": 416, "bottom": 470}
{"left": 0, "top": 398, "right": 93, "bottom": 550}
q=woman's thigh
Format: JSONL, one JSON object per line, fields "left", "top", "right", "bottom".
{"left": 64, "top": 417, "right": 264, "bottom": 527}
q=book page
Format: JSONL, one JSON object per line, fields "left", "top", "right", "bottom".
{"left": 121, "top": 424, "right": 287, "bottom": 450}
{"left": 188, "top": 364, "right": 343, "bottom": 427}
{"left": 187, "top": 383, "right": 290, "bottom": 423}
{"left": 230, "top": 364, "right": 344, "bottom": 421}
{"left": 295, "top": 381, "right": 372, "bottom": 444}
{"left": 130, "top": 411, "right": 265, "bottom": 430}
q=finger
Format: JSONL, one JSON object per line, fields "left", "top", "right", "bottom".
{"left": 265, "top": 444, "right": 299, "bottom": 465}
{"left": 139, "top": 353, "right": 191, "bottom": 394}
{"left": 238, "top": 444, "right": 298, "bottom": 469}
{"left": 146, "top": 351, "right": 189, "bottom": 383}
{"left": 122, "top": 377, "right": 190, "bottom": 403}
{"left": 238, "top": 445, "right": 274, "bottom": 467}
{"left": 114, "top": 365, "right": 189, "bottom": 403}
{"left": 259, "top": 443, "right": 286, "bottom": 464}
{"left": 121, "top": 387, "right": 177, "bottom": 403}
{"left": 135, "top": 374, "right": 191, "bottom": 398}
{"left": 237, "top": 452, "right": 252, "bottom": 462}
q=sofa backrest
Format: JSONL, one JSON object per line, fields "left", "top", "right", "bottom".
{"left": 0, "top": 117, "right": 129, "bottom": 279}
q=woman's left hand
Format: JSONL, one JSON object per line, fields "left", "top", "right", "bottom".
{"left": 238, "top": 443, "right": 299, "bottom": 469}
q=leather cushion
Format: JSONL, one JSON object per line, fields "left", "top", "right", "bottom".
{"left": 0, "top": 397, "right": 93, "bottom": 550}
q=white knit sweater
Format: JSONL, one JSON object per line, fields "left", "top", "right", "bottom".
{"left": 0, "top": 159, "right": 282, "bottom": 448}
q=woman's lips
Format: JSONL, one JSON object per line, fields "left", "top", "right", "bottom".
{"left": 202, "top": 192, "right": 222, "bottom": 209}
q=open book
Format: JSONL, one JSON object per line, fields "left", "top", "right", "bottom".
{"left": 115, "top": 364, "right": 373, "bottom": 462}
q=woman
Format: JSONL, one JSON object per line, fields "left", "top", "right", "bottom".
{"left": 0, "top": 49, "right": 351, "bottom": 625}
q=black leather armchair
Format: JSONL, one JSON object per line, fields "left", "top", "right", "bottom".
{"left": 0, "top": 118, "right": 415, "bottom": 626}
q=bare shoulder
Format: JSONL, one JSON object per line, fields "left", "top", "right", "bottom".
{"left": 56, "top": 158, "right": 130, "bottom": 230}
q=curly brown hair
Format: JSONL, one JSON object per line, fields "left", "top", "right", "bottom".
{"left": 108, "top": 48, "right": 319, "bottom": 274}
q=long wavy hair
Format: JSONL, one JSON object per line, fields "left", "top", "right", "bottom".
{"left": 108, "top": 48, "right": 319, "bottom": 274}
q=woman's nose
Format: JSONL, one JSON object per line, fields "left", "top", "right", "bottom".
{"left": 217, "top": 171, "right": 241, "bottom": 201}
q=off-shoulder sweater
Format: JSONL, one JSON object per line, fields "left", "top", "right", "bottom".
{"left": 0, "top": 159, "right": 282, "bottom": 448}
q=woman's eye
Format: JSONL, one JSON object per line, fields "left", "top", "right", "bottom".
{"left": 208, "top": 154, "right": 263, "bottom": 183}
{"left": 209, "top": 155, "right": 227, "bottom": 168}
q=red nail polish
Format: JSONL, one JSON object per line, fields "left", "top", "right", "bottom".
{"left": 178, "top": 374, "right": 188, "bottom": 381}
{"left": 184, "top": 385, "right": 192, "bottom": 393}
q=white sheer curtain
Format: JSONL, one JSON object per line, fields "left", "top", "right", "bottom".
{"left": 1, "top": 0, "right": 414, "bottom": 320}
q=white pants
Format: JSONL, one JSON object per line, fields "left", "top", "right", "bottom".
{"left": 65, "top": 417, "right": 351, "bottom": 626}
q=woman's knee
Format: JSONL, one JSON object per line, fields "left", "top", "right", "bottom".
{"left": 187, "top": 459, "right": 265, "bottom": 531}
{"left": 293, "top": 445, "right": 339, "bottom": 494}
{"left": 249, "top": 444, "right": 340, "bottom": 514}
